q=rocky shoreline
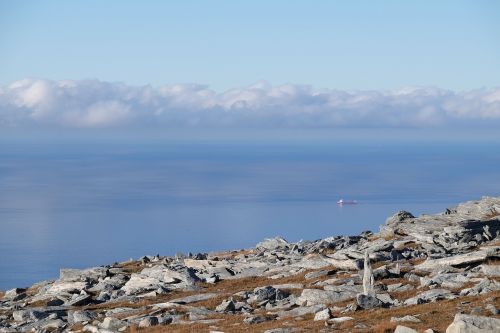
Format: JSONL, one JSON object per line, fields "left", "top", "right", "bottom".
{"left": 1, "top": 197, "right": 500, "bottom": 333}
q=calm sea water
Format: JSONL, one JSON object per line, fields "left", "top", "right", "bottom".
{"left": 1, "top": 140, "right": 499, "bottom": 290}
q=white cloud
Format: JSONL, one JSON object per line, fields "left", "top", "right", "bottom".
{"left": 0, "top": 78, "right": 499, "bottom": 129}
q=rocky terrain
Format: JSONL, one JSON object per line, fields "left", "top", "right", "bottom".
{"left": 1, "top": 197, "right": 500, "bottom": 333}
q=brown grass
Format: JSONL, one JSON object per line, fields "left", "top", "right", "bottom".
{"left": 125, "top": 291, "right": 499, "bottom": 333}
{"left": 127, "top": 312, "right": 326, "bottom": 333}
{"left": 28, "top": 299, "right": 51, "bottom": 307}
{"left": 484, "top": 209, "right": 500, "bottom": 220}
{"left": 0, "top": 291, "right": 4, "bottom": 298}
{"left": 115, "top": 261, "right": 145, "bottom": 274}
{"left": 344, "top": 290, "right": 500, "bottom": 333}
{"left": 25, "top": 285, "right": 41, "bottom": 297}
{"left": 69, "top": 323, "right": 85, "bottom": 331}
{"left": 395, "top": 242, "right": 420, "bottom": 250}
{"left": 370, "top": 321, "right": 398, "bottom": 333}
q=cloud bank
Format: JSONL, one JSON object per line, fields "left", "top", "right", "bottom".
{"left": 1, "top": 79, "right": 500, "bottom": 129}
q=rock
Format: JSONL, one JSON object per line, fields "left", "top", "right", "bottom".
{"left": 169, "top": 293, "right": 219, "bottom": 304}
{"left": 121, "top": 274, "right": 162, "bottom": 295}
{"left": 391, "top": 315, "right": 421, "bottom": 323}
{"left": 60, "top": 267, "right": 108, "bottom": 282}
{"left": 68, "top": 310, "right": 96, "bottom": 323}
{"left": 44, "top": 280, "right": 88, "bottom": 296}
{"left": 263, "top": 328, "right": 298, "bottom": 333}
{"left": 304, "top": 270, "right": 335, "bottom": 280}
{"left": 376, "top": 293, "right": 397, "bottom": 306}
{"left": 277, "top": 305, "right": 325, "bottom": 318}
{"left": 320, "top": 256, "right": 363, "bottom": 270}
{"left": 252, "top": 286, "right": 277, "bottom": 302}
{"left": 243, "top": 315, "right": 276, "bottom": 324}
{"left": 215, "top": 299, "right": 235, "bottom": 312}
{"left": 248, "top": 285, "right": 289, "bottom": 304}
{"left": 66, "top": 293, "right": 93, "bottom": 306}
{"left": 356, "top": 294, "right": 382, "bottom": 309}
{"left": 362, "top": 251, "right": 375, "bottom": 296}
{"left": 206, "top": 275, "right": 220, "bottom": 283}
{"left": 485, "top": 304, "right": 499, "bottom": 315}
{"left": 158, "top": 315, "right": 174, "bottom": 325}
{"left": 477, "top": 264, "right": 500, "bottom": 277}
{"left": 460, "top": 279, "right": 500, "bottom": 296}
{"left": 445, "top": 313, "right": 500, "bottom": 333}
{"left": 421, "top": 272, "right": 469, "bottom": 289}
{"left": 83, "top": 324, "right": 100, "bottom": 333}
{"left": 41, "top": 319, "right": 66, "bottom": 330}
{"left": 394, "top": 326, "right": 418, "bottom": 333}
{"left": 256, "top": 236, "right": 289, "bottom": 250}
{"left": 313, "top": 308, "right": 332, "bottom": 321}
{"left": 12, "top": 310, "right": 48, "bottom": 322}
{"left": 470, "top": 306, "right": 483, "bottom": 315}
{"left": 100, "top": 317, "right": 127, "bottom": 331}
{"left": 326, "top": 316, "right": 354, "bottom": 323}
{"left": 140, "top": 265, "right": 201, "bottom": 286}
{"left": 138, "top": 316, "right": 159, "bottom": 328}
{"left": 416, "top": 247, "right": 500, "bottom": 271}
{"left": 46, "top": 297, "right": 65, "bottom": 306}
{"left": 388, "top": 211, "right": 416, "bottom": 225}
{"left": 3, "top": 288, "right": 27, "bottom": 300}
{"left": 387, "top": 283, "right": 414, "bottom": 292}
{"left": 296, "top": 287, "right": 359, "bottom": 306}
{"left": 404, "top": 289, "right": 455, "bottom": 305}
{"left": 380, "top": 211, "right": 415, "bottom": 237}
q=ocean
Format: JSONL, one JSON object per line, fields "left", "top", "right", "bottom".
{"left": 1, "top": 139, "right": 499, "bottom": 289}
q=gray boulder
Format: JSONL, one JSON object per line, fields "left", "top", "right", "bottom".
{"left": 100, "top": 317, "right": 127, "bottom": 331}
{"left": 68, "top": 310, "right": 96, "bottom": 324}
{"left": 243, "top": 315, "right": 276, "bottom": 324}
{"left": 215, "top": 299, "right": 235, "bottom": 312}
{"left": 356, "top": 294, "right": 382, "bottom": 309}
{"left": 313, "top": 308, "right": 332, "bottom": 321}
{"left": 296, "top": 287, "right": 359, "bottom": 306}
{"left": 446, "top": 313, "right": 500, "bottom": 333}
{"left": 120, "top": 274, "right": 161, "bottom": 295}
{"left": 416, "top": 247, "right": 500, "bottom": 272}
{"left": 394, "top": 326, "right": 418, "bottom": 333}
{"left": 391, "top": 315, "right": 421, "bottom": 323}
{"left": 380, "top": 211, "right": 415, "bottom": 237}
{"left": 3, "top": 288, "right": 27, "bottom": 301}
{"left": 66, "top": 293, "right": 93, "bottom": 306}
{"left": 404, "top": 289, "right": 455, "bottom": 305}
{"left": 60, "top": 267, "right": 108, "bottom": 282}
{"left": 256, "top": 236, "right": 289, "bottom": 250}
{"left": 12, "top": 310, "right": 48, "bottom": 322}
{"left": 138, "top": 316, "right": 159, "bottom": 328}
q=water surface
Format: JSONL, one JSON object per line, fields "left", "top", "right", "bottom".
{"left": 1, "top": 141, "right": 499, "bottom": 289}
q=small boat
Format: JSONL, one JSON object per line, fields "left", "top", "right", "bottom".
{"left": 337, "top": 199, "right": 358, "bottom": 205}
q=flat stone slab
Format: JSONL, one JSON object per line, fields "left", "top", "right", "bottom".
{"left": 296, "top": 287, "right": 359, "bottom": 306}
{"left": 416, "top": 247, "right": 500, "bottom": 271}
{"left": 168, "top": 293, "right": 219, "bottom": 304}
{"left": 446, "top": 313, "right": 500, "bottom": 332}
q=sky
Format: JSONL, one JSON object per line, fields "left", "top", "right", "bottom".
{"left": 0, "top": 1, "right": 499, "bottom": 135}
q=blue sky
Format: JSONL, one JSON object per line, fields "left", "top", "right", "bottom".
{"left": 1, "top": 1, "right": 499, "bottom": 90}
{"left": 1, "top": 1, "right": 500, "bottom": 133}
